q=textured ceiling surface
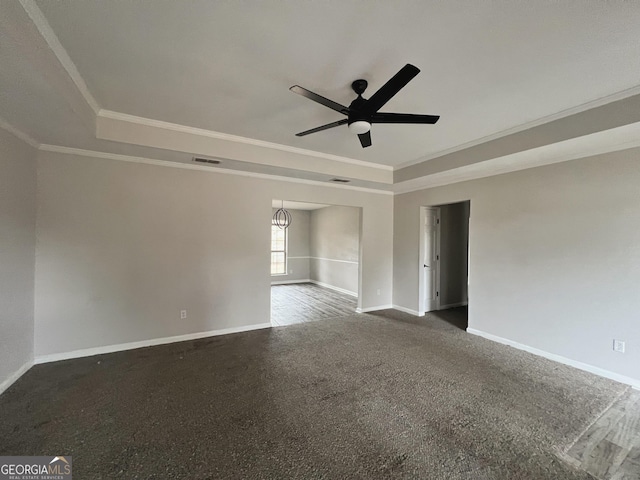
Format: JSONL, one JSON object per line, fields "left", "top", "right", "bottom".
{"left": 29, "top": 0, "right": 640, "bottom": 167}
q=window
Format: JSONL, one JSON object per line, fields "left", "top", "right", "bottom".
{"left": 271, "top": 223, "right": 287, "bottom": 275}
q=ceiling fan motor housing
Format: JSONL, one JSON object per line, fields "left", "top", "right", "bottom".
{"left": 348, "top": 93, "right": 369, "bottom": 127}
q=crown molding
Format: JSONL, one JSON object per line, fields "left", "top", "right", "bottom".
{"left": 18, "top": 0, "right": 100, "bottom": 115}
{"left": 0, "top": 117, "right": 40, "bottom": 148}
{"left": 394, "top": 83, "right": 640, "bottom": 171}
{"left": 39, "top": 144, "right": 393, "bottom": 195}
{"left": 38, "top": 118, "right": 640, "bottom": 197}
{"left": 98, "top": 109, "right": 392, "bottom": 172}
{"left": 393, "top": 120, "right": 640, "bottom": 195}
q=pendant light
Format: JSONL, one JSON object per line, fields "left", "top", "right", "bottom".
{"left": 273, "top": 200, "right": 292, "bottom": 229}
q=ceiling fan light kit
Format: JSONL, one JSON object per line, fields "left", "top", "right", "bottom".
{"left": 348, "top": 120, "right": 371, "bottom": 135}
{"left": 290, "top": 64, "right": 440, "bottom": 148}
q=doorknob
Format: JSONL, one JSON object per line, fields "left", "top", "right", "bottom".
{"left": 424, "top": 264, "right": 429, "bottom": 268}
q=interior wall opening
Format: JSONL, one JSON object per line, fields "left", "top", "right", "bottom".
{"left": 270, "top": 200, "right": 362, "bottom": 326}
{"left": 419, "top": 200, "right": 470, "bottom": 330}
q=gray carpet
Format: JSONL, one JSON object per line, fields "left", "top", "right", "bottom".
{"left": 0, "top": 309, "right": 628, "bottom": 479}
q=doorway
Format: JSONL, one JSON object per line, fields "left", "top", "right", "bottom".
{"left": 419, "top": 201, "right": 470, "bottom": 328}
{"left": 269, "top": 200, "right": 362, "bottom": 326}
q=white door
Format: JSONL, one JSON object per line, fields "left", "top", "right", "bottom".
{"left": 423, "top": 208, "right": 440, "bottom": 312}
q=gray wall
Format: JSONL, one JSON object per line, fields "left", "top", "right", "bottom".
{"left": 0, "top": 129, "right": 37, "bottom": 391}
{"left": 34, "top": 151, "right": 393, "bottom": 357}
{"left": 309, "top": 205, "right": 360, "bottom": 295}
{"left": 438, "top": 201, "right": 469, "bottom": 308}
{"left": 270, "top": 208, "right": 310, "bottom": 283}
{"left": 394, "top": 148, "right": 640, "bottom": 384}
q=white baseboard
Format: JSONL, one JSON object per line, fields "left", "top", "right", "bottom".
{"left": 0, "top": 360, "right": 34, "bottom": 396}
{"left": 356, "top": 304, "right": 393, "bottom": 313}
{"left": 309, "top": 280, "right": 357, "bottom": 297}
{"left": 439, "top": 301, "right": 468, "bottom": 310}
{"left": 35, "top": 323, "right": 272, "bottom": 364}
{"left": 392, "top": 305, "right": 423, "bottom": 316}
{"left": 271, "top": 278, "right": 311, "bottom": 285}
{"left": 467, "top": 328, "right": 640, "bottom": 389}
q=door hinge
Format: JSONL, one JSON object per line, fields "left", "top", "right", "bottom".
{"left": 436, "top": 255, "right": 439, "bottom": 260}
{"left": 437, "top": 218, "right": 440, "bottom": 224}
{"left": 436, "top": 291, "right": 439, "bottom": 297}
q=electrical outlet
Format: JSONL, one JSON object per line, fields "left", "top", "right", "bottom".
{"left": 180, "top": 310, "right": 187, "bottom": 320}
{"left": 289, "top": 269, "right": 293, "bottom": 274}
{"left": 613, "top": 339, "right": 625, "bottom": 353}
{"left": 376, "top": 289, "right": 381, "bottom": 296}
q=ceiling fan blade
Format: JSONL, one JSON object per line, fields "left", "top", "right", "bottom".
{"left": 358, "top": 131, "right": 372, "bottom": 148}
{"left": 363, "top": 64, "right": 420, "bottom": 114}
{"left": 371, "top": 112, "right": 440, "bottom": 124}
{"left": 290, "top": 85, "right": 349, "bottom": 114}
{"left": 295, "top": 118, "right": 349, "bottom": 136}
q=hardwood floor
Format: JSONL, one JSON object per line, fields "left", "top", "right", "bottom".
{"left": 561, "top": 388, "right": 640, "bottom": 479}
{"left": 270, "top": 282, "right": 357, "bottom": 326}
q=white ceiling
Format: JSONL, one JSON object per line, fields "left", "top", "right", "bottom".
{"left": 2, "top": 0, "right": 640, "bottom": 192}
{"left": 28, "top": 0, "right": 640, "bottom": 167}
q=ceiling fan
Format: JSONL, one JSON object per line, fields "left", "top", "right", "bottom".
{"left": 290, "top": 64, "right": 439, "bottom": 148}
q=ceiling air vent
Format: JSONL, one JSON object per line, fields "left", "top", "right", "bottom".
{"left": 192, "top": 157, "right": 221, "bottom": 165}
{"left": 330, "top": 178, "right": 351, "bottom": 183}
